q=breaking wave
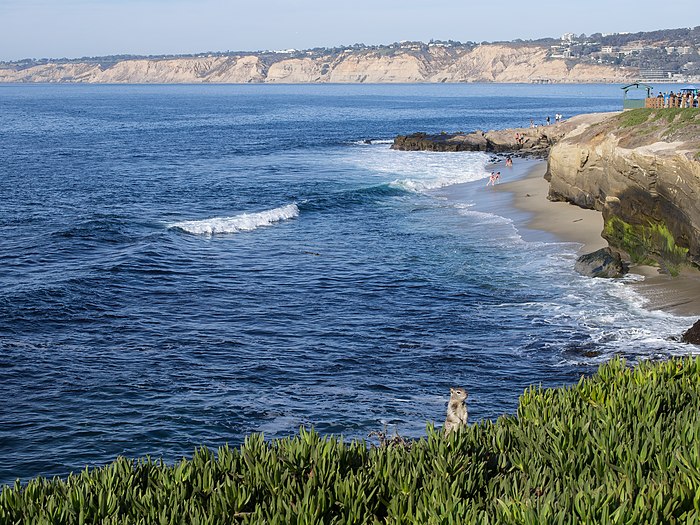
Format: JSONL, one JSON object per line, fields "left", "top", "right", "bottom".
{"left": 351, "top": 139, "right": 395, "bottom": 145}
{"left": 344, "top": 148, "right": 491, "bottom": 193}
{"left": 170, "top": 204, "right": 299, "bottom": 235}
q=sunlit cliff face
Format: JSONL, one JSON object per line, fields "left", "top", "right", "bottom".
{"left": 0, "top": 45, "right": 634, "bottom": 84}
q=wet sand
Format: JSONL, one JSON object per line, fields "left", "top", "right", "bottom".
{"left": 494, "top": 159, "right": 700, "bottom": 318}
{"left": 494, "top": 161, "right": 606, "bottom": 255}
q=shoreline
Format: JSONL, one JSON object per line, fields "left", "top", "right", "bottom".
{"left": 493, "top": 159, "right": 700, "bottom": 318}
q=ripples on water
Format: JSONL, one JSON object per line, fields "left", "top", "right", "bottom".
{"left": 0, "top": 83, "right": 694, "bottom": 484}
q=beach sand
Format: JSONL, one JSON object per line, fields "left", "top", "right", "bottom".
{"left": 494, "top": 161, "right": 606, "bottom": 255}
{"left": 494, "top": 159, "right": 700, "bottom": 318}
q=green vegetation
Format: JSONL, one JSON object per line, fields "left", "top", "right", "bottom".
{"left": 3, "top": 357, "right": 700, "bottom": 523}
{"left": 660, "top": 109, "right": 700, "bottom": 140}
{"left": 604, "top": 216, "right": 689, "bottom": 275}
{"left": 616, "top": 108, "right": 700, "bottom": 127}
{"left": 616, "top": 108, "right": 654, "bottom": 128}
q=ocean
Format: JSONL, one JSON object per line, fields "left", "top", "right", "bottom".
{"left": 0, "top": 82, "right": 693, "bottom": 485}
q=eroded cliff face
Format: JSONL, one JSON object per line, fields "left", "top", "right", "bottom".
{"left": 92, "top": 56, "right": 267, "bottom": 83}
{"left": 547, "top": 110, "right": 700, "bottom": 272}
{"left": 0, "top": 44, "right": 634, "bottom": 84}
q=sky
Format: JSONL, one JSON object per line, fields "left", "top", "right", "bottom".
{"left": 0, "top": 0, "right": 697, "bottom": 61}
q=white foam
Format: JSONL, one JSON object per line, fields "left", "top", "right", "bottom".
{"left": 456, "top": 204, "right": 514, "bottom": 227}
{"left": 171, "top": 203, "right": 299, "bottom": 236}
{"left": 352, "top": 139, "right": 395, "bottom": 145}
{"left": 345, "top": 148, "right": 491, "bottom": 192}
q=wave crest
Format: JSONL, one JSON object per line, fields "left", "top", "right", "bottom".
{"left": 171, "top": 204, "right": 299, "bottom": 235}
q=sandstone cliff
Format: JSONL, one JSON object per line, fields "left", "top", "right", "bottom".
{"left": 394, "top": 109, "right": 700, "bottom": 274}
{"left": 546, "top": 109, "right": 700, "bottom": 273}
{"left": 0, "top": 44, "right": 634, "bottom": 84}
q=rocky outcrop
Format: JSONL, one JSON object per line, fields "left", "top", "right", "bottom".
{"left": 0, "top": 44, "right": 635, "bottom": 84}
{"left": 393, "top": 109, "right": 700, "bottom": 276}
{"left": 682, "top": 320, "right": 700, "bottom": 344}
{"left": 546, "top": 109, "right": 700, "bottom": 274}
{"left": 574, "top": 247, "right": 628, "bottom": 278}
{"left": 392, "top": 113, "right": 609, "bottom": 155}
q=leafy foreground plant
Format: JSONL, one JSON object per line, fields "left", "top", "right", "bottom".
{"left": 3, "top": 357, "right": 700, "bottom": 524}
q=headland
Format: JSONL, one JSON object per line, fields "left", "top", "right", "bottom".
{"left": 395, "top": 109, "right": 700, "bottom": 317}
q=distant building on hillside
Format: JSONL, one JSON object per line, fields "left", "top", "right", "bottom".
{"left": 638, "top": 69, "right": 674, "bottom": 81}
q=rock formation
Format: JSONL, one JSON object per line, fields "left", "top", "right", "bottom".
{"left": 574, "top": 247, "right": 628, "bottom": 278}
{"left": 0, "top": 44, "right": 635, "bottom": 84}
{"left": 682, "top": 320, "right": 700, "bottom": 344}
{"left": 546, "top": 109, "right": 700, "bottom": 274}
{"left": 391, "top": 115, "right": 603, "bottom": 156}
{"left": 395, "top": 109, "right": 700, "bottom": 277}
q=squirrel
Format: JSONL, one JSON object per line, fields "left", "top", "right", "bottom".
{"left": 443, "top": 387, "right": 468, "bottom": 435}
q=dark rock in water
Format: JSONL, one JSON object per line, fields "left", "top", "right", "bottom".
{"left": 391, "top": 131, "right": 488, "bottom": 152}
{"left": 682, "top": 320, "right": 700, "bottom": 344}
{"left": 574, "top": 247, "right": 627, "bottom": 278}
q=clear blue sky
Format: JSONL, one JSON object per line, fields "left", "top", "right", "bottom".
{"left": 0, "top": 0, "right": 697, "bottom": 61}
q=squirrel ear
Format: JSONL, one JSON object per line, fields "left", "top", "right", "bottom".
{"left": 449, "top": 387, "right": 454, "bottom": 394}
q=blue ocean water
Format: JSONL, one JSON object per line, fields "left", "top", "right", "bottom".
{"left": 0, "top": 83, "right": 693, "bottom": 485}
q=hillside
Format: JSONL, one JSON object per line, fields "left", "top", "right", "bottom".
{"left": 1, "top": 26, "right": 698, "bottom": 84}
{"left": 0, "top": 44, "right": 632, "bottom": 84}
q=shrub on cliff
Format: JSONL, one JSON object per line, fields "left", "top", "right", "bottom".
{"left": 2, "top": 357, "right": 700, "bottom": 524}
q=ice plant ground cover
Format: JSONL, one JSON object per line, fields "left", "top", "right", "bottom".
{"left": 2, "top": 356, "right": 700, "bottom": 524}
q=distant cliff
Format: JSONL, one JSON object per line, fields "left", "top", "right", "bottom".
{"left": 0, "top": 44, "right": 634, "bottom": 84}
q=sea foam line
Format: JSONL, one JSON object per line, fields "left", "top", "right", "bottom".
{"left": 351, "top": 139, "right": 395, "bottom": 145}
{"left": 350, "top": 149, "right": 491, "bottom": 193}
{"left": 170, "top": 203, "right": 299, "bottom": 235}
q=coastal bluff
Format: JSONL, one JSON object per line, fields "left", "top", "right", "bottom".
{"left": 0, "top": 44, "right": 633, "bottom": 84}
{"left": 546, "top": 109, "right": 700, "bottom": 274}
{"left": 394, "top": 110, "right": 700, "bottom": 274}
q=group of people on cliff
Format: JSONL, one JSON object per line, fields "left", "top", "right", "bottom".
{"left": 654, "top": 91, "right": 699, "bottom": 108}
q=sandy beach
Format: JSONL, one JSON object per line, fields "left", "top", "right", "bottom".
{"left": 494, "top": 159, "right": 700, "bottom": 318}
{"left": 494, "top": 161, "right": 607, "bottom": 255}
